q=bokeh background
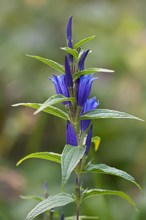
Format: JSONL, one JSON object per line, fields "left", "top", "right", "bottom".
{"left": 0, "top": 0, "right": 146, "bottom": 219}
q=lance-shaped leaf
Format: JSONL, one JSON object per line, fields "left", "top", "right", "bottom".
{"left": 80, "top": 109, "right": 144, "bottom": 122}
{"left": 12, "top": 103, "right": 68, "bottom": 120}
{"left": 65, "top": 216, "right": 99, "bottom": 220}
{"left": 60, "top": 47, "right": 78, "bottom": 59}
{"left": 26, "top": 54, "right": 64, "bottom": 73}
{"left": 17, "top": 152, "right": 61, "bottom": 166}
{"left": 84, "top": 163, "right": 141, "bottom": 190}
{"left": 34, "top": 95, "right": 75, "bottom": 115}
{"left": 61, "top": 145, "right": 85, "bottom": 186}
{"left": 74, "top": 35, "right": 96, "bottom": 50}
{"left": 82, "top": 189, "right": 137, "bottom": 209}
{"left": 20, "top": 195, "right": 43, "bottom": 202}
{"left": 26, "top": 193, "right": 74, "bottom": 220}
{"left": 73, "top": 68, "right": 114, "bottom": 80}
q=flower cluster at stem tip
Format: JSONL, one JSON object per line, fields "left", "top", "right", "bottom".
{"left": 50, "top": 16, "right": 99, "bottom": 155}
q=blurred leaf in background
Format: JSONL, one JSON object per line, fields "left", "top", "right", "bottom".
{"left": 0, "top": 0, "right": 146, "bottom": 219}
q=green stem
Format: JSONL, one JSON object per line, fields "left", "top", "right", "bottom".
{"left": 76, "top": 174, "right": 81, "bottom": 220}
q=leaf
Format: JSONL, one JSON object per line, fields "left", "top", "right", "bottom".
{"left": 26, "top": 193, "right": 74, "bottom": 220}
{"left": 74, "top": 35, "right": 96, "bottom": 49}
{"left": 65, "top": 216, "right": 99, "bottom": 220}
{"left": 12, "top": 103, "right": 68, "bottom": 120}
{"left": 84, "top": 163, "right": 141, "bottom": 190}
{"left": 61, "top": 145, "right": 85, "bottom": 186}
{"left": 73, "top": 68, "right": 114, "bottom": 80}
{"left": 82, "top": 189, "right": 137, "bottom": 209}
{"left": 26, "top": 54, "right": 64, "bottom": 73}
{"left": 60, "top": 47, "right": 78, "bottom": 59}
{"left": 20, "top": 195, "right": 43, "bottom": 202}
{"left": 34, "top": 94, "right": 75, "bottom": 115}
{"left": 91, "top": 136, "right": 101, "bottom": 151}
{"left": 17, "top": 152, "right": 61, "bottom": 166}
{"left": 80, "top": 109, "right": 144, "bottom": 122}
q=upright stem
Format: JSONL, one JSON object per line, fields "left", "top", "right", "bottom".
{"left": 76, "top": 174, "right": 81, "bottom": 220}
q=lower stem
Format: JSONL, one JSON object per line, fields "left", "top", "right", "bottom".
{"left": 76, "top": 174, "right": 81, "bottom": 220}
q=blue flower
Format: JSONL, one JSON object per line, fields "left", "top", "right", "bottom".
{"left": 66, "top": 121, "right": 78, "bottom": 146}
{"left": 80, "top": 97, "right": 99, "bottom": 131}
{"left": 50, "top": 74, "right": 69, "bottom": 97}
{"left": 65, "top": 56, "right": 73, "bottom": 87}
{"left": 50, "top": 74, "right": 70, "bottom": 105}
{"left": 78, "top": 50, "right": 90, "bottom": 70}
{"left": 85, "top": 124, "right": 93, "bottom": 155}
{"left": 76, "top": 74, "right": 97, "bottom": 107}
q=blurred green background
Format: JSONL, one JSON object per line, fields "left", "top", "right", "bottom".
{"left": 0, "top": 0, "right": 146, "bottom": 219}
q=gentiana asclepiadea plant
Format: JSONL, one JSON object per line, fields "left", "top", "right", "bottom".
{"left": 13, "top": 16, "right": 144, "bottom": 220}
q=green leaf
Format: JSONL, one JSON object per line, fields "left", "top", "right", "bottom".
{"left": 60, "top": 47, "right": 78, "bottom": 59}
{"left": 61, "top": 145, "right": 85, "bottom": 186}
{"left": 82, "top": 189, "right": 137, "bottom": 209}
{"left": 65, "top": 216, "right": 99, "bottom": 220}
{"left": 74, "top": 35, "right": 96, "bottom": 49}
{"left": 20, "top": 195, "right": 43, "bottom": 202}
{"left": 84, "top": 163, "right": 141, "bottom": 190}
{"left": 80, "top": 109, "right": 144, "bottom": 122}
{"left": 17, "top": 152, "right": 61, "bottom": 166}
{"left": 34, "top": 94, "right": 75, "bottom": 115}
{"left": 73, "top": 68, "right": 114, "bottom": 80}
{"left": 12, "top": 103, "right": 68, "bottom": 120}
{"left": 26, "top": 54, "right": 64, "bottom": 73}
{"left": 26, "top": 193, "right": 74, "bottom": 220}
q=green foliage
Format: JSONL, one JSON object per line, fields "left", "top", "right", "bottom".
{"left": 82, "top": 189, "right": 137, "bottom": 210}
{"left": 26, "top": 55, "right": 65, "bottom": 73}
{"left": 17, "top": 152, "right": 61, "bottom": 166}
{"left": 60, "top": 47, "right": 78, "bottom": 59}
{"left": 12, "top": 103, "right": 69, "bottom": 120}
{"left": 74, "top": 35, "right": 96, "bottom": 50}
{"left": 73, "top": 68, "right": 114, "bottom": 80}
{"left": 61, "top": 145, "right": 85, "bottom": 186}
{"left": 34, "top": 94, "right": 75, "bottom": 115}
{"left": 25, "top": 193, "right": 74, "bottom": 220}
{"left": 84, "top": 163, "right": 141, "bottom": 190}
{"left": 80, "top": 109, "right": 144, "bottom": 121}
{"left": 20, "top": 195, "right": 43, "bottom": 202}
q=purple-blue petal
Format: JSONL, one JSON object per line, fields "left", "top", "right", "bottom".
{"left": 50, "top": 74, "right": 69, "bottom": 97}
{"left": 78, "top": 50, "right": 90, "bottom": 70}
{"left": 80, "top": 97, "right": 99, "bottom": 131}
{"left": 66, "top": 121, "right": 78, "bottom": 146}
{"left": 85, "top": 125, "right": 93, "bottom": 155}
{"left": 65, "top": 56, "right": 73, "bottom": 87}
{"left": 77, "top": 75, "right": 97, "bottom": 106}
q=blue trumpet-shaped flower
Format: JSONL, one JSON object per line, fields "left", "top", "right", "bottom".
{"left": 85, "top": 124, "right": 93, "bottom": 155}
{"left": 80, "top": 97, "right": 99, "bottom": 131}
{"left": 76, "top": 74, "right": 97, "bottom": 107}
{"left": 78, "top": 50, "right": 90, "bottom": 71}
{"left": 50, "top": 74, "right": 69, "bottom": 97}
{"left": 66, "top": 121, "right": 78, "bottom": 146}
{"left": 65, "top": 56, "right": 73, "bottom": 87}
{"left": 50, "top": 74, "right": 70, "bottom": 106}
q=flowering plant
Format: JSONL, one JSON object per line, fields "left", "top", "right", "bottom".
{"left": 13, "top": 17, "right": 144, "bottom": 220}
